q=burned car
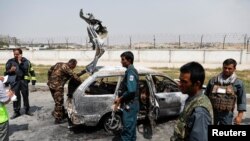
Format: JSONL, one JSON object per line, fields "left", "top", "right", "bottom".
{"left": 66, "top": 66, "right": 188, "bottom": 134}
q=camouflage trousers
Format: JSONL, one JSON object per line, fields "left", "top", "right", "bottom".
{"left": 49, "top": 88, "right": 66, "bottom": 121}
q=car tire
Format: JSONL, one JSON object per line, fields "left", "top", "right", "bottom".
{"left": 103, "top": 113, "right": 122, "bottom": 135}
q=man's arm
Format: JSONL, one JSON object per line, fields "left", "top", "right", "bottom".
{"left": 188, "top": 107, "right": 212, "bottom": 141}
{"left": 120, "top": 70, "right": 137, "bottom": 102}
{"left": 29, "top": 61, "right": 36, "bottom": 85}
{"left": 205, "top": 79, "right": 212, "bottom": 96}
{"left": 63, "top": 65, "right": 81, "bottom": 82}
{"left": 4, "top": 60, "right": 16, "bottom": 75}
{"left": 234, "top": 80, "right": 247, "bottom": 124}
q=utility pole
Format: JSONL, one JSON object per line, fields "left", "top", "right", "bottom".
{"left": 247, "top": 37, "right": 250, "bottom": 52}
{"left": 129, "top": 36, "right": 132, "bottom": 49}
{"left": 179, "top": 35, "right": 181, "bottom": 48}
{"left": 244, "top": 34, "right": 247, "bottom": 49}
{"left": 65, "top": 37, "right": 69, "bottom": 49}
{"left": 200, "top": 35, "right": 203, "bottom": 49}
{"left": 153, "top": 35, "right": 156, "bottom": 48}
{"left": 222, "top": 35, "right": 226, "bottom": 49}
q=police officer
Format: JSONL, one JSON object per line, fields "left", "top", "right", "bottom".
{"left": 205, "top": 58, "right": 246, "bottom": 125}
{"left": 5, "top": 48, "right": 36, "bottom": 119}
{"left": 114, "top": 51, "right": 139, "bottom": 141}
{"left": 170, "top": 62, "right": 213, "bottom": 141}
{"left": 47, "top": 59, "right": 81, "bottom": 124}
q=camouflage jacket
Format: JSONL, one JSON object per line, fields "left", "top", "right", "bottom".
{"left": 47, "top": 62, "right": 80, "bottom": 90}
{"left": 171, "top": 91, "right": 213, "bottom": 141}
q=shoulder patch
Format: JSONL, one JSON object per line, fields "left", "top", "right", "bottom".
{"left": 129, "top": 75, "right": 134, "bottom": 81}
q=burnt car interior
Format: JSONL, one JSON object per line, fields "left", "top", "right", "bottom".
{"left": 139, "top": 80, "right": 150, "bottom": 115}
{"left": 152, "top": 75, "right": 180, "bottom": 93}
{"left": 85, "top": 76, "right": 119, "bottom": 95}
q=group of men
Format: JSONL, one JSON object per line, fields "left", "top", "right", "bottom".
{"left": 0, "top": 48, "right": 247, "bottom": 141}
{"left": 171, "top": 58, "right": 246, "bottom": 141}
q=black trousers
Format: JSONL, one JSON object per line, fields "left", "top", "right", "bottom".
{"left": 12, "top": 80, "right": 30, "bottom": 113}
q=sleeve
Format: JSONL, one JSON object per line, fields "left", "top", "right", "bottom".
{"left": 29, "top": 61, "right": 37, "bottom": 85}
{"left": 0, "top": 82, "right": 9, "bottom": 103}
{"left": 4, "top": 60, "right": 13, "bottom": 75}
{"left": 63, "top": 66, "right": 80, "bottom": 82}
{"left": 205, "top": 79, "right": 212, "bottom": 96}
{"left": 235, "top": 80, "right": 247, "bottom": 111}
{"left": 121, "top": 69, "right": 138, "bottom": 101}
{"left": 187, "top": 107, "right": 212, "bottom": 141}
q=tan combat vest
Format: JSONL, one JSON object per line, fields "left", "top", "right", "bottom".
{"left": 209, "top": 80, "right": 236, "bottom": 112}
{"left": 171, "top": 93, "right": 214, "bottom": 141}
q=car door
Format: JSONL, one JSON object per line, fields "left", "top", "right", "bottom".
{"left": 150, "top": 75, "right": 183, "bottom": 116}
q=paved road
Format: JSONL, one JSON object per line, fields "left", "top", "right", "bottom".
{"left": 6, "top": 85, "right": 250, "bottom": 141}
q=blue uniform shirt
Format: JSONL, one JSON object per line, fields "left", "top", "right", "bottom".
{"left": 120, "top": 64, "right": 139, "bottom": 102}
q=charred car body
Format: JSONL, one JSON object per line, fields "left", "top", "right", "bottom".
{"left": 66, "top": 66, "right": 188, "bottom": 134}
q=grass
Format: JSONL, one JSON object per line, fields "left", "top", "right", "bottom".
{"left": 1, "top": 64, "right": 249, "bottom": 93}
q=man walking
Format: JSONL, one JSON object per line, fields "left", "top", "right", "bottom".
{"left": 5, "top": 48, "right": 36, "bottom": 119}
{"left": 114, "top": 51, "right": 139, "bottom": 141}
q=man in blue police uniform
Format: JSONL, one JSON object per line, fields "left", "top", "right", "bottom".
{"left": 114, "top": 51, "right": 139, "bottom": 141}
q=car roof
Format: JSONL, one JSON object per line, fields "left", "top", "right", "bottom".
{"left": 92, "top": 66, "right": 163, "bottom": 77}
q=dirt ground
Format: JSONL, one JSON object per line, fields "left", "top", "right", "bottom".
{"left": 5, "top": 84, "right": 250, "bottom": 141}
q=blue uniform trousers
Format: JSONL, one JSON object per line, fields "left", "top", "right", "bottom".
{"left": 121, "top": 101, "right": 139, "bottom": 141}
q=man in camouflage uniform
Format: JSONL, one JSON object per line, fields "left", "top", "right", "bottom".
{"left": 47, "top": 59, "right": 81, "bottom": 124}
{"left": 205, "top": 58, "right": 246, "bottom": 125}
{"left": 171, "top": 62, "right": 213, "bottom": 141}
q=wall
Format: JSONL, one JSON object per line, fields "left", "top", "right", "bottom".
{"left": 0, "top": 49, "right": 249, "bottom": 69}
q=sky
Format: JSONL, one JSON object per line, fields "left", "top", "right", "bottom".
{"left": 0, "top": 0, "right": 250, "bottom": 39}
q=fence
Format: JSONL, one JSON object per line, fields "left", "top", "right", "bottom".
{"left": 1, "top": 33, "right": 250, "bottom": 51}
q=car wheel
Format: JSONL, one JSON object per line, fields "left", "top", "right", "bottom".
{"left": 103, "top": 113, "right": 122, "bottom": 134}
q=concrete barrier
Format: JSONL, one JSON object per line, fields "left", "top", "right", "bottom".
{"left": 0, "top": 49, "right": 249, "bottom": 69}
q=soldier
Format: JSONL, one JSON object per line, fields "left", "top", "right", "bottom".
{"left": 47, "top": 59, "right": 81, "bottom": 124}
{"left": 114, "top": 51, "right": 139, "bottom": 141}
{"left": 5, "top": 48, "right": 36, "bottom": 119}
{"left": 205, "top": 58, "right": 246, "bottom": 125}
{"left": 170, "top": 62, "right": 213, "bottom": 141}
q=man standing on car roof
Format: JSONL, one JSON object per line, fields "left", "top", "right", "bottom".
{"left": 114, "top": 51, "right": 139, "bottom": 141}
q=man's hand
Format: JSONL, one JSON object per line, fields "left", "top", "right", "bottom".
{"left": 113, "top": 97, "right": 122, "bottom": 111}
{"left": 234, "top": 111, "right": 244, "bottom": 125}
{"left": 10, "top": 66, "right": 16, "bottom": 73}
{"left": 234, "top": 116, "right": 242, "bottom": 125}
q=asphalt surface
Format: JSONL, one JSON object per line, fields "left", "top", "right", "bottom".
{"left": 5, "top": 85, "right": 250, "bottom": 141}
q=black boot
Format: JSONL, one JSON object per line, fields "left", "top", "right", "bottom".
{"left": 10, "top": 112, "right": 21, "bottom": 119}
{"left": 25, "top": 111, "right": 33, "bottom": 116}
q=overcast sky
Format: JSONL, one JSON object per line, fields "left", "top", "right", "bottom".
{"left": 0, "top": 0, "right": 249, "bottom": 38}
